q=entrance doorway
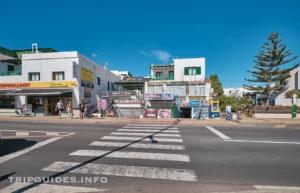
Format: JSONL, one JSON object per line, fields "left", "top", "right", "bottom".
{"left": 180, "top": 107, "right": 191, "bottom": 118}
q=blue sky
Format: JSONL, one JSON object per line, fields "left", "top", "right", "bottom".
{"left": 1, "top": 0, "right": 300, "bottom": 88}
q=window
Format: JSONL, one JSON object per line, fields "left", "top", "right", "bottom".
{"left": 29, "top": 73, "right": 40, "bottom": 81}
{"left": 111, "top": 83, "right": 114, "bottom": 91}
{"left": 97, "top": 77, "right": 101, "bottom": 85}
{"left": 169, "top": 71, "right": 174, "bottom": 78}
{"left": 108, "top": 81, "right": 110, "bottom": 91}
{"left": 184, "top": 67, "right": 201, "bottom": 75}
{"left": 53, "top": 72, "right": 64, "bottom": 80}
{"left": 156, "top": 72, "right": 163, "bottom": 78}
{"left": 8, "top": 65, "right": 15, "bottom": 71}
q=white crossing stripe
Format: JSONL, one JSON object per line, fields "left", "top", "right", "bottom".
{"left": 101, "top": 136, "right": 183, "bottom": 143}
{"left": 70, "top": 150, "right": 190, "bottom": 162}
{"left": 90, "top": 141, "right": 186, "bottom": 150}
{"left": 111, "top": 132, "right": 181, "bottom": 137}
{"left": 42, "top": 161, "right": 198, "bottom": 182}
{"left": 123, "top": 126, "right": 177, "bottom": 129}
{"left": 0, "top": 137, "right": 62, "bottom": 164}
{"left": 16, "top": 131, "right": 29, "bottom": 136}
{"left": 0, "top": 183, "right": 109, "bottom": 193}
{"left": 127, "top": 124, "right": 173, "bottom": 127}
{"left": 205, "top": 126, "right": 231, "bottom": 140}
{"left": 254, "top": 185, "right": 300, "bottom": 191}
{"left": 46, "top": 132, "right": 61, "bottom": 136}
{"left": 118, "top": 129, "right": 179, "bottom": 133}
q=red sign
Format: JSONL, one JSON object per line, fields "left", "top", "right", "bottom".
{"left": 0, "top": 83, "right": 30, "bottom": 88}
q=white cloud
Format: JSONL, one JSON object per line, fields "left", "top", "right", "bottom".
{"left": 138, "top": 50, "right": 150, "bottom": 56}
{"left": 152, "top": 50, "right": 172, "bottom": 63}
{"left": 138, "top": 49, "right": 172, "bottom": 63}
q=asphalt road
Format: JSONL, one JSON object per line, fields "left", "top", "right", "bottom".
{"left": 0, "top": 120, "right": 300, "bottom": 193}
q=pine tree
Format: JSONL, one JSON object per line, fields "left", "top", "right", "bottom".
{"left": 209, "top": 74, "right": 224, "bottom": 95}
{"left": 244, "top": 32, "right": 299, "bottom": 106}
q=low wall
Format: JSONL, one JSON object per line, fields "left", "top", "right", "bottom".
{"left": 253, "top": 110, "right": 298, "bottom": 119}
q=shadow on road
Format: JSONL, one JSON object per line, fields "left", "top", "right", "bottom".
{"left": 0, "top": 172, "right": 16, "bottom": 183}
{"left": 13, "top": 124, "right": 177, "bottom": 193}
{"left": 0, "top": 139, "right": 37, "bottom": 157}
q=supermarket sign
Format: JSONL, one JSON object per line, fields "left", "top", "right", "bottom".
{"left": 0, "top": 81, "right": 77, "bottom": 89}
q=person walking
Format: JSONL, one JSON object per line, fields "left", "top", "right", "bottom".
{"left": 66, "top": 102, "right": 72, "bottom": 119}
{"left": 55, "top": 99, "right": 64, "bottom": 119}
{"left": 226, "top": 104, "right": 232, "bottom": 121}
{"left": 79, "top": 100, "right": 85, "bottom": 119}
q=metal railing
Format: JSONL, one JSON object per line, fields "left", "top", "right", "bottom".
{"left": 150, "top": 75, "right": 174, "bottom": 81}
{"left": 0, "top": 70, "right": 22, "bottom": 76}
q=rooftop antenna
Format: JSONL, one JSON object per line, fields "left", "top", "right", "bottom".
{"left": 32, "top": 43, "right": 38, "bottom": 53}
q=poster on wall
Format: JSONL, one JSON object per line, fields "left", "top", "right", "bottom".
{"left": 101, "top": 99, "right": 107, "bottom": 110}
{"left": 157, "top": 109, "right": 171, "bottom": 118}
{"left": 192, "top": 107, "right": 199, "bottom": 119}
{"left": 81, "top": 67, "right": 94, "bottom": 88}
{"left": 143, "top": 109, "right": 157, "bottom": 118}
{"left": 23, "top": 104, "right": 32, "bottom": 115}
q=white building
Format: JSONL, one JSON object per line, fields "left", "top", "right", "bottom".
{"left": 275, "top": 67, "right": 300, "bottom": 106}
{"left": 0, "top": 46, "right": 121, "bottom": 117}
{"left": 223, "top": 88, "right": 254, "bottom": 97}
{"left": 111, "top": 70, "right": 132, "bottom": 80}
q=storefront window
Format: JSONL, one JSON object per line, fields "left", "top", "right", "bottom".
{"left": 0, "top": 96, "right": 15, "bottom": 109}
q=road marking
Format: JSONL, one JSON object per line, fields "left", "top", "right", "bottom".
{"left": 118, "top": 129, "right": 180, "bottom": 133}
{"left": 123, "top": 126, "right": 177, "bottom": 129}
{"left": 111, "top": 132, "right": 181, "bottom": 137}
{"left": 225, "top": 139, "right": 300, "bottom": 145}
{"left": 0, "top": 137, "right": 62, "bottom": 164}
{"left": 90, "top": 141, "right": 186, "bottom": 150}
{"left": 43, "top": 161, "right": 198, "bottom": 182}
{"left": 101, "top": 136, "right": 183, "bottom": 143}
{"left": 127, "top": 124, "right": 173, "bottom": 127}
{"left": 205, "top": 126, "right": 231, "bottom": 140}
{"left": 46, "top": 132, "right": 61, "bottom": 136}
{"left": 274, "top": 125, "right": 287, "bottom": 128}
{"left": 16, "top": 131, "right": 29, "bottom": 136}
{"left": 70, "top": 150, "right": 190, "bottom": 162}
{"left": 0, "top": 183, "right": 109, "bottom": 193}
{"left": 0, "top": 130, "right": 72, "bottom": 134}
{"left": 254, "top": 185, "right": 300, "bottom": 191}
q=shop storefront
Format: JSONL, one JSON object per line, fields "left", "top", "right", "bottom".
{"left": 101, "top": 91, "right": 144, "bottom": 118}
{"left": 1, "top": 81, "right": 76, "bottom": 116}
{"left": 144, "top": 93, "right": 176, "bottom": 118}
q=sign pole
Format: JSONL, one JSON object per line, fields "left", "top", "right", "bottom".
{"left": 292, "top": 94, "right": 297, "bottom": 119}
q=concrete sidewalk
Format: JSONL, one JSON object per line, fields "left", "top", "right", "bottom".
{"left": 236, "top": 114, "right": 300, "bottom": 126}
{"left": 0, "top": 115, "right": 238, "bottom": 126}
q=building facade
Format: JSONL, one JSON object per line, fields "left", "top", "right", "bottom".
{"left": 0, "top": 46, "right": 121, "bottom": 117}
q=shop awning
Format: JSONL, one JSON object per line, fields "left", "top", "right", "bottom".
{"left": 6, "top": 88, "right": 72, "bottom": 96}
{"left": 0, "top": 90, "right": 13, "bottom": 96}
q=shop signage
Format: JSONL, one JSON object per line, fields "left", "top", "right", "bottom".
{"left": 81, "top": 67, "right": 94, "bottom": 88}
{"left": 123, "top": 77, "right": 146, "bottom": 82}
{"left": 157, "top": 109, "right": 171, "bottom": 118}
{"left": 0, "top": 81, "right": 77, "bottom": 89}
{"left": 112, "top": 91, "right": 132, "bottom": 95}
{"left": 189, "top": 100, "right": 201, "bottom": 106}
{"left": 114, "top": 99, "right": 142, "bottom": 104}
{"left": 145, "top": 93, "right": 174, "bottom": 100}
{"left": 23, "top": 104, "right": 32, "bottom": 115}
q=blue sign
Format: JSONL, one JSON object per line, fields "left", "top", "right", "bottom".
{"left": 189, "top": 100, "right": 201, "bottom": 106}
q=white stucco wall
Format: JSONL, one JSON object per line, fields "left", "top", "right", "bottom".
{"left": 173, "top": 58, "right": 205, "bottom": 81}
{"left": 275, "top": 67, "right": 300, "bottom": 106}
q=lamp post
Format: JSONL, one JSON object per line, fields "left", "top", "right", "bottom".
{"left": 292, "top": 94, "right": 297, "bottom": 119}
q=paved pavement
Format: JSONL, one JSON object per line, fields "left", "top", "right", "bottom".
{"left": 0, "top": 120, "right": 300, "bottom": 192}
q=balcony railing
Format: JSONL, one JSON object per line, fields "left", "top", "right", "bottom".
{"left": 150, "top": 75, "right": 174, "bottom": 81}
{"left": 0, "top": 70, "right": 22, "bottom": 76}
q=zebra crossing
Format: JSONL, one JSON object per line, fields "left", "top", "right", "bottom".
{"left": 41, "top": 124, "right": 198, "bottom": 182}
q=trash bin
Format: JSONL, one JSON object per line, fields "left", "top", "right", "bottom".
{"left": 232, "top": 113, "right": 237, "bottom": 120}
{"left": 237, "top": 111, "right": 242, "bottom": 119}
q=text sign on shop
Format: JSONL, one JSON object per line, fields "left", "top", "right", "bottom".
{"left": 0, "top": 81, "right": 77, "bottom": 89}
{"left": 81, "top": 67, "right": 94, "bottom": 88}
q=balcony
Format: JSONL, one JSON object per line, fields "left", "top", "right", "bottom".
{"left": 150, "top": 75, "right": 174, "bottom": 81}
{"left": 0, "top": 70, "right": 22, "bottom": 76}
